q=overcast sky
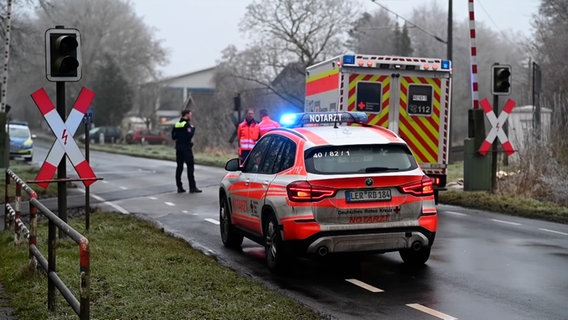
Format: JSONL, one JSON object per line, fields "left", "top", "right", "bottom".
{"left": 133, "top": 0, "right": 540, "bottom": 77}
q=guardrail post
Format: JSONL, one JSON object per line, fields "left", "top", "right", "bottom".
{"left": 29, "top": 191, "right": 38, "bottom": 267}
{"left": 14, "top": 182, "right": 21, "bottom": 243}
{"left": 79, "top": 237, "right": 90, "bottom": 320}
{"left": 4, "top": 170, "right": 8, "bottom": 230}
{"left": 48, "top": 217, "right": 56, "bottom": 311}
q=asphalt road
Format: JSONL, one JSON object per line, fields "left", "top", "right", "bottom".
{"left": 27, "top": 141, "right": 568, "bottom": 320}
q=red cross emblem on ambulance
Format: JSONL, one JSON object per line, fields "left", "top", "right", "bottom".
{"left": 31, "top": 87, "right": 97, "bottom": 188}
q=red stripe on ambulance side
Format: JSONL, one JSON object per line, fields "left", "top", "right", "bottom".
{"left": 306, "top": 73, "right": 339, "bottom": 96}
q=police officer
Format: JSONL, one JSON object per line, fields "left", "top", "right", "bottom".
{"left": 172, "top": 109, "right": 202, "bottom": 193}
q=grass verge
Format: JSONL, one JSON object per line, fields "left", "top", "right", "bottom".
{"left": 0, "top": 212, "right": 324, "bottom": 320}
{"left": 81, "top": 143, "right": 235, "bottom": 168}
{"left": 441, "top": 161, "right": 568, "bottom": 224}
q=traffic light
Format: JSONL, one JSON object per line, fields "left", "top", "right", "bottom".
{"left": 45, "top": 28, "right": 82, "bottom": 82}
{"left": 491, "top": 64, "right": 511, "bottom": 95}
{"left": 233, "top": 94, "right": 241, "bottom": 111}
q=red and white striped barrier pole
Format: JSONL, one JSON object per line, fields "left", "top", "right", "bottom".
{"left": 468, "top": 0, "right": 479, "bottom": 110}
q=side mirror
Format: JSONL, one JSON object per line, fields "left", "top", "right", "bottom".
{"left": 225, "top": 158, "right": 241, "bottom": 171}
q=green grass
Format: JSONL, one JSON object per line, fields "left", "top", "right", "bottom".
{"left": 84, "top": 143, "right": 235, "bottom": 168}
{"left": 2, "top": 161, "right": 59, "bottom": 199}
{"left": 0, "top": 212, "right": 324, "bottom": 320}
{"left": 440, "top": 161, "right": 568, "bottom": 224}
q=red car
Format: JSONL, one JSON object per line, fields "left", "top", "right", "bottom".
{"left": 125, "top": 129, "right": 166, "bottom": 145}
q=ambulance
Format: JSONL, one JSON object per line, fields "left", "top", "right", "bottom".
{"left": 305, "top": 54, "right": 452, "bottom": 202}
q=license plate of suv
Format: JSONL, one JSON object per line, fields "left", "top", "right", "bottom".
{"left": 345, "top": 189, "right": 392, "bottom": 202}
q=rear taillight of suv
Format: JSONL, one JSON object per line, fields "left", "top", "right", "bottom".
{"left": 398, "top": 176, "right": 434, "bottom": 196}
{"left": 287, "top": 181, "right": 336, "bottom": 202}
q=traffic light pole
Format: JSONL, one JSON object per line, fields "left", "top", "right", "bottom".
{"left": 491, "top": 94, "right": 499, "bottom": 193}
{"left": 56, "top": 81, "right": 68, "bottom": 238}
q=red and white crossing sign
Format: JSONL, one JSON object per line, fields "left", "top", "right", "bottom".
{"left": 31, "top": 87, "right": 97, "bottom": 188}
{"left": 478, "top": 97, "right": 516, "bottom": 156}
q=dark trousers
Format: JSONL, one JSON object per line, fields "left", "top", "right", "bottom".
{"left": 175, "top": 147, "right": 196, "bottom": 190}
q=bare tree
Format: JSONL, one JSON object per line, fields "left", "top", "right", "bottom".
{"left": 0, "top": 0, "right": 167, "bottom": 128}
{"left": 34, "top": 0, "right": 167, "bottom": 85}
{"left": 532, "top": 0, "right": 568, "bottom": 165}
{"left": 348, "top": 9, "right": 399, "bottom": 55}
{"left": 218, "top": 0, "right": 360, "bottom": 110}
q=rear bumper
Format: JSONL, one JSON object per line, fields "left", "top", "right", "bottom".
{"left": 285, "top": 227, "right": 435, "bottom": 256}
{"left": 307, "top": 231, "right": 430, "bottom": 255}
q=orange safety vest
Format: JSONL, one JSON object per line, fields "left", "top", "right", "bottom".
{"left": 258, "top": 116, "right": 280, "bottom": 137}
{"left": 237, "top": 120, "right": 260, "bottom": 154}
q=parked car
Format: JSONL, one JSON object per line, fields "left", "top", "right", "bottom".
{"left": 8, "top": 122, "right": 35, "bottom": 162}
{"left": 219, "top": 111, "right": 438, "bottom": 272}
{"left": 125, "top": 129, "right": 167, "bottom": 145}
{"left": 78, "top": 126, "right": 122, "bottom": 144}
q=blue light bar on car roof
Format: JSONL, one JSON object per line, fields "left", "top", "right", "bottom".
{"left": 342, "top": 55, "right": 355, "bottom": 65}
{"left": 279, "top": 111, "right": 368, "bottom": 127}
{"left": 441, "top": 60, "right": 451, "bottom": 70}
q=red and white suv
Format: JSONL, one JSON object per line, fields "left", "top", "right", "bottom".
{"left": 219, "top": 112, "right": 437, "bottom": 272}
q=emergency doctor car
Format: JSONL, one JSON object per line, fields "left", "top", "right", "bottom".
{"left": 219, "top": 112, "right": 437, "bottom": 272}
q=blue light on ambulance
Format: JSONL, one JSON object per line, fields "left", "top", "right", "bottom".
{"left": 279, "top": 113, "right": 299, "bottom": 127}
{"left": 342, "top": 55, "right": 355, "bottom": 65}
{"left": 441, "top": 60, "right": 451, "bottom": 70}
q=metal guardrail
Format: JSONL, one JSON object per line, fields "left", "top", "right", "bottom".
{"left": 3, "top": 168, "right": 90, "bottom": 320}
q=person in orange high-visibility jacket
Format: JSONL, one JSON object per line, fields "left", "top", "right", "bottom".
{"left": 237, "top": 108, "right": 260, "bottom": 164}
{"left": 258, "top": 108, "right": 280, "bottom": 137}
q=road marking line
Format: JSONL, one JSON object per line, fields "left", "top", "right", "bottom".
{"left": 539, "top": 228, "right": 568, "bottom": 236}
{"left": 205, "top": 218, "right": 219, "bottom": 225}
{"left": 345, "top": 279, "right": 383, "bottom": 293}
{"left": 490, "top": 218, "right": 521, "bottom": 226}
{"left": 84, "top": 191, "right": 129, "bottom": 214}
{"left": 120, "top": 186, "right": 127, "bottom": 190}
{"left": 147, "top": 196, "right": 157, "bottom": 200}
{"left": 446, "top": 211, "right": 467, "bottom": 216}
{"left": 406, "top": 303, "right": 457, "bottom": 320}
{"left": 164, "top": 202, "right": 175, "bottom": 207}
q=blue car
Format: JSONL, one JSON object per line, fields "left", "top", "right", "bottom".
{"left": 9, "top": 123, "right": 34, "bottom": 162}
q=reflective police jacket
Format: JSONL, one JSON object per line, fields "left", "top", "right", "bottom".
{"left": 171, "top": 119, "right": 195, "bottom": 149}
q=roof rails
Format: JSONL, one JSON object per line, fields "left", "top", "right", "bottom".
{"left": 280, "top": 111, "right": 368, "bottom": 128}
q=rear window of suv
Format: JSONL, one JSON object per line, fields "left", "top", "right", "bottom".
{"left": 304, "top": 144, "right": 418, "bottom": 174}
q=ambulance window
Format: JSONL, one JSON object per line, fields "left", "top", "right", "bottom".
{"left": 407, "top": 85, "right": 433, "bottom": 116}
{"left": 356, "top": 82, "right": 382, "bottom": 112}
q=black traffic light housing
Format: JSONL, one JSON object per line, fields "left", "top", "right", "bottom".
{"left": 45, "top": 27, "right": 82, "bottom": 82}
{"left": 491, "top": 64, "right": 511, "bottom": 95}
{"left": 233, "top": 93, "right": 241, "bottom": 111}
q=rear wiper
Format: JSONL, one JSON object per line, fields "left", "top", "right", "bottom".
{"left": 364, "top": 167, "right": 400, "bottom": 173}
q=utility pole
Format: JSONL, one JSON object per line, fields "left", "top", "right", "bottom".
{"left": 0, "top": 0, "right": 13, "bottom": 168}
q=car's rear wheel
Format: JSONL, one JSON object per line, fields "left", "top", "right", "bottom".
{"left": 219, "top": 195, "right": 243, "bottom": 248}
{"left": 264, "top": 213, "right": 290, "bottom": 272}
{"left": 399, "top": 245, "right": 431, "bottom": 266}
